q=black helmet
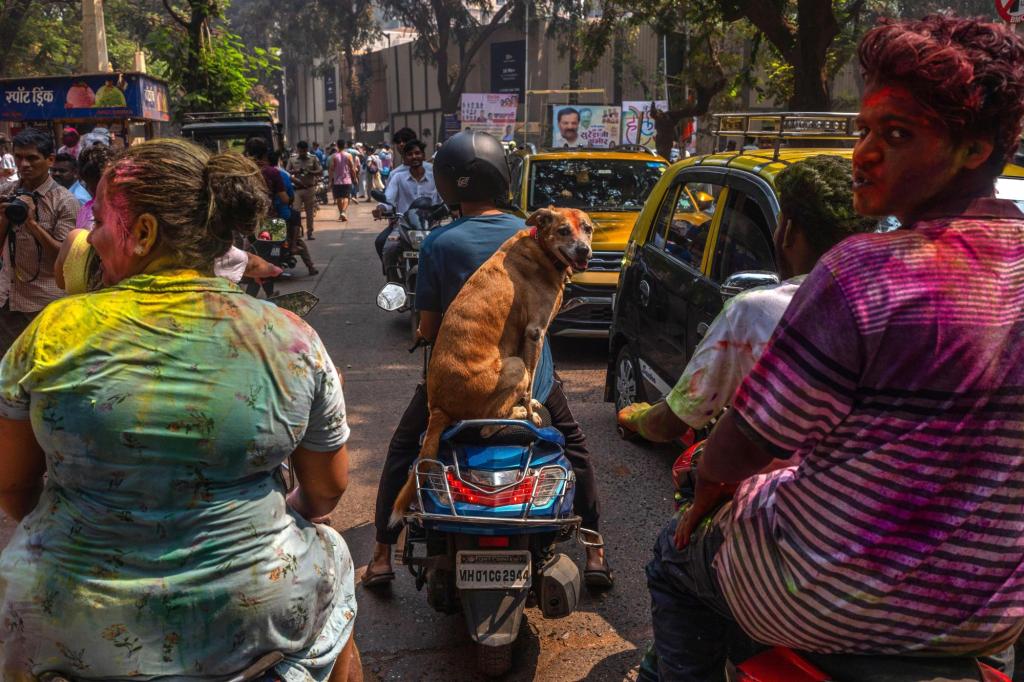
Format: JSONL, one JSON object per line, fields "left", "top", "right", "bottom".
{"left": 433, "top": 131, "right": 510, "bottom": 205}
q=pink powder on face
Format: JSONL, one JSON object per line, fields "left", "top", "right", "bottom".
{"left": 88, "top": 176, "right": 140, "bottom": 285}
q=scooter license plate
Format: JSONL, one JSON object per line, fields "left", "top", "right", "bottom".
{"left": 271, "top": 247, "right": 281, "bottom": 256}
{"left": 402, "top": 251, "right": 418, "bottom": 259}
{"left": 455, "top": 550, "right": 531, "bottom": 590}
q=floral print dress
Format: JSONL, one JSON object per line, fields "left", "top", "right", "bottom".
{"left": 0, "top": 271, "right": 355, "bottom": 681}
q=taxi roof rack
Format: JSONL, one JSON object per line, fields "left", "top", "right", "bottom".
{"left": 181, "top": 110, "right": 275, "bottom": 124}
{"left": 712, "top": 112, "right": 858, "bottom": 160}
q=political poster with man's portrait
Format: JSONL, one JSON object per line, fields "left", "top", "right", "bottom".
{"left": 551, "top": 105, "right": 620, "bottom": 149}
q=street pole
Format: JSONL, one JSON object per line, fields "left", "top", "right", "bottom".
{"left": 524, "top": 0, "right": 530, "bottom": 148}
{"left": 82, "top": 0, "right": 109, "bottom": 72}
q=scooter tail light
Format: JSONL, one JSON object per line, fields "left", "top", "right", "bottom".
{"left": 446, "top": 471, "right": 537, "bottom": 507}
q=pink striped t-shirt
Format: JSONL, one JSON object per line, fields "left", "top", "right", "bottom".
{"left": 717, "top": 196, "right": 1024, "bottom": 656}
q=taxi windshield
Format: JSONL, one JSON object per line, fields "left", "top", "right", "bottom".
{"left": 528, "top": 158, "right": 666, "bottom": 212}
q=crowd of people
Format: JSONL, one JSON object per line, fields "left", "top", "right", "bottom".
{"left": 0, "top": 11, "right": 1023, "bottom": 682}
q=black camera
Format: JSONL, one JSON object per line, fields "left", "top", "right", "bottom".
{"left": 1, "top": 189, "right": 34, "bottom": 225}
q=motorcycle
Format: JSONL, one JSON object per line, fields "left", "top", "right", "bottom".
{"left": 375, "top": 293, "right": 600, "bottom": 678}
{"left": 372, "top": 189, "right": 449, "bottom": 342}
{"left": 633, "top": 440, "right": 1014, "bottom": 682}
{"left": 316, "top": 169, "right": 330, "bottom": 205}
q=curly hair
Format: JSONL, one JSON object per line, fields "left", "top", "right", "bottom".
{"left": 104, "top": 138, "right": 269, "bottom": 271}
{"left": 859, "top": 14, "right": 1024, "bottom": 172}
{"left": 775, "top": 155, "right": 876, "bottom": 256}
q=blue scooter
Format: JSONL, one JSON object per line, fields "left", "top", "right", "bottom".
{"left": 400, "top": 417, "right": 602, "bottom": 677}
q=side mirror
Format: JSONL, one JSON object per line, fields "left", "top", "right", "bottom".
{"left": 370, "top": 189, "right": 388, "bottom": 203}
{"left": 720, "top": 271, "right": 779, "bottom": 302}
{"left": 269, "top": 291, "right": 320, "bottom": 317}
{"left": 377, "top": 283, "right": 407, "bottom": 311}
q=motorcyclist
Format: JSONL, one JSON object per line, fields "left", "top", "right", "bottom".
{"left": 617, "top": 155, "right": 875, "bottom": 444}
{"left": 363, "top": 131, "right": 613, "bottom": 589}
{"left": 377, "top": 140, "right": 441, "bottom": 281}
{"left": 644, "top": 14, "right": 1024, "bottom": 681}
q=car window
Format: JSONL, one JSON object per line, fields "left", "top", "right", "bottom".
{"left": 649, "top": 180, "right": 724, "bottom": 270}
{"left": 712, "top": 190, "right": 775, "bottom": 282}
{"left": 528, "top": 158, "right": 666, "bottom": 211}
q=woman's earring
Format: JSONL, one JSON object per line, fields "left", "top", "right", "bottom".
{"left": 133, "top": 245, "right": 145, "bottom": 256}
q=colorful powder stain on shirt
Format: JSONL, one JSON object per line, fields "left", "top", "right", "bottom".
{"left": 0, "top": 270, "right": 354, "bottom": 679}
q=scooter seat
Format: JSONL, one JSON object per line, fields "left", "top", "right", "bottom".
{"left": 445, "top": 422, "right": 547, "bottom": 447}
{"left": 802, "top": 651, "right": 986, "bottom": 682}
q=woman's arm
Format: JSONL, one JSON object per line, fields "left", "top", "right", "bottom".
{"left": 0, "top": 418, "right": 46, "bottom": 521}
{"left": 287, "top": 444, "right": 349, "bottom": 521}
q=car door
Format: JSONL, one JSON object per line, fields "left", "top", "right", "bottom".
{"left": 509, "top": 154, "right": 526, "bottom": 216}
{"left": 633, "top": 168, "right": 728, "bottom": 398}
{"left": 712, "top": 172, "right": 779, "bottom": 285}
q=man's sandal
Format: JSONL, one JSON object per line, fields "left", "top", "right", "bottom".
{"left": 361, "top": 565, "right": 395, "bottom": 589}
{"left": 584, "top": 563, "right": 615, "bottom": 591}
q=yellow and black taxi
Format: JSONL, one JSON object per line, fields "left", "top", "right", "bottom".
{"left": 606, "top": 113, "right": 1024, "bottom": 409}
{"left": 509, "top": 146, "right": 668, "bottom": 337}
{"left": 606, "top": 112, "right": 852, "bottom": 409}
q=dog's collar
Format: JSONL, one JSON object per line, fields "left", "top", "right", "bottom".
{"left": 528, "top": 226, "right": 569, "bottom": 272}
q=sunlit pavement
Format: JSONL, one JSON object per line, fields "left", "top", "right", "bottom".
{"left": 8, "top": 198, "right": 683, "bottom": 680}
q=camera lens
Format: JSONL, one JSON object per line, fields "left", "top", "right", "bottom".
{"left": 4, "top": 198, "right": 28, "bottom": 224}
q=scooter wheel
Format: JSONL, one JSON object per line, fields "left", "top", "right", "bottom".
{"left": 477, "top": 642, "right": 512, "bottom": 678}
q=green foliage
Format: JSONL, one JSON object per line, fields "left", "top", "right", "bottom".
{"left": 146, "top": 23, "right": 277, "bottom": 118}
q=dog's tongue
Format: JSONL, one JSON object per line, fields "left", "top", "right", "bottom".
{"left": 573, "top": 256, "right": 590, "bottom": 272}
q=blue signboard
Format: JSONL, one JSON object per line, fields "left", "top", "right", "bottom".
{"left": 0, "top": 72, "right": 170, "bottom": 122}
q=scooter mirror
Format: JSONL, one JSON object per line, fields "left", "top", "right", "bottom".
{"left": 269, "top": 291, "right": 320, "bottom": 317}
{"left": 377, "top": 283, "right": 407, "bottom": 311}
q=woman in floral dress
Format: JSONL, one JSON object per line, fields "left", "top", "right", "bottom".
{"left": 0, "top": 139, "right": 360, "bottom": 680}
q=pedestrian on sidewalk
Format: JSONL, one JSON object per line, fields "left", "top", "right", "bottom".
{"left": 287, "top": 140, "right": 323, "bottom": 240}
{"left": 329, "top": 139, "right": 358, "bottom": 221}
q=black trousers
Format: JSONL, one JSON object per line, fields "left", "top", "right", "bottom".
{"left": 373, "top": 374, "right": 602, "bottom": 544}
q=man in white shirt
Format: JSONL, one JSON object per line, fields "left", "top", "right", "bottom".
{"left": 378, "top": 140, "right": 440, "bottom": 279}
{"left": 0, "top": 135, "right": 17, "bottom": 184}
{"left": 384, "top": 140, "right": 440, "bottom": 213}
{"left": 617, "top": 155, "right": 875, "bottom": 443}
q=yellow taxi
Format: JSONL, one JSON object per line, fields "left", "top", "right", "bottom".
{"left": 509, "top": 147, "right": 668, "bottom": 337}
{"left": 605, "top": 113, "right": 1024, "bottom": 409}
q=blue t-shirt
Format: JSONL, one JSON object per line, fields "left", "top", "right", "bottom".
{"left": 275, "top": 169, "right": 294, "bottom": 220}
{"left": 416, "top": 212, "right": 555, "bottom": 402}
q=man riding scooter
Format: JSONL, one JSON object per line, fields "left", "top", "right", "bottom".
{"left": 641, "top": 14, "right": 1024, "bottom": 681}
{"left": 363, "top": 131, "right": 613, "bottom": 589}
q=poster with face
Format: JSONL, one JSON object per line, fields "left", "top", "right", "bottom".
{"left": 551, "top": 106, "right": 621, "bottom": 149}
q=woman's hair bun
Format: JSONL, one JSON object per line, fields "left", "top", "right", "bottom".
{"left": 203, "top": 152, "right": 270, "bottom": 241}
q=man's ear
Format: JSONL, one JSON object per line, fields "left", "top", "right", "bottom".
{"left": 526, "top": 206, "right": 557, "bottom": 228}
{"left": 779, "top": 216, "right": 798, "bottom": 248}
{"left": 961, "top": 138, "right": 995, "bottom": 171}
{"left": 131, "top": 213, "right": 159, "bottom": 257}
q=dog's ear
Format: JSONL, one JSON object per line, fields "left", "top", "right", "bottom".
{"left": 526, "top": 206, "right": 558, "bottom": 228}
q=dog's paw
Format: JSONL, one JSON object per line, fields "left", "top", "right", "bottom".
{"left": 530, "top": 412, "right": 544, "bottom": 427}
{"left": 509, "top": 405, "right": 529, "bottom": 421}
{"left": 530, "top": 398, "right": 544, "bottom": 412}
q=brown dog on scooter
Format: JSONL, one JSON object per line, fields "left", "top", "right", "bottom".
{"left": 389, "top": 206, "right": 594, "bottom": 526}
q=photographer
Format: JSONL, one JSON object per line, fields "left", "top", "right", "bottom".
{"left": 0, "top": 128, "right": 78, "bottom": 356}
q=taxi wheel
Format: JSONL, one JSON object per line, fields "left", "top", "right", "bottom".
{"left": 613, "top": 344, "right": 646, "bottom": 411}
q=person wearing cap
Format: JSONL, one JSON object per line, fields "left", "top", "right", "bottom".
{"left": 57, "top": 127, "right": 80, "bottom": 159}
{"left": 364, "top": 130, "right": 613, "bottom": 590}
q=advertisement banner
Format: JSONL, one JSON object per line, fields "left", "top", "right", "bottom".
{"left": 551, "top": 105, "right": 620, "bottom": 148}
{"left": 460, "top": 93, "right": 518, "bottom": 141}
{"left": 621, "top": 100, "right": 667, "bottom": 147}
{"left": 0, "top": 73, "right": 170, "bottom": 122}
{"left": 324, "top": 69, "right": 337, "bottom": 112}
{"left": 490, "top": 40, "right": 526, "bottom": 100}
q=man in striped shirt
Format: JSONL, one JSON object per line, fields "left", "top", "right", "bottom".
{"left": 647, "top": 15, "right": 1024, "bottom": 680}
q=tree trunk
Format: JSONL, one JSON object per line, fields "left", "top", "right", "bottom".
{"left": 0, "top": 0, "right": 36, "bottom": 75}
{"left": 786, "top": 0, "right": 838, "bottom": 110}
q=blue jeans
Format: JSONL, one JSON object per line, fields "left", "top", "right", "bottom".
{"left": 646, "top": 508, "right": 761, "bottom": 682}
